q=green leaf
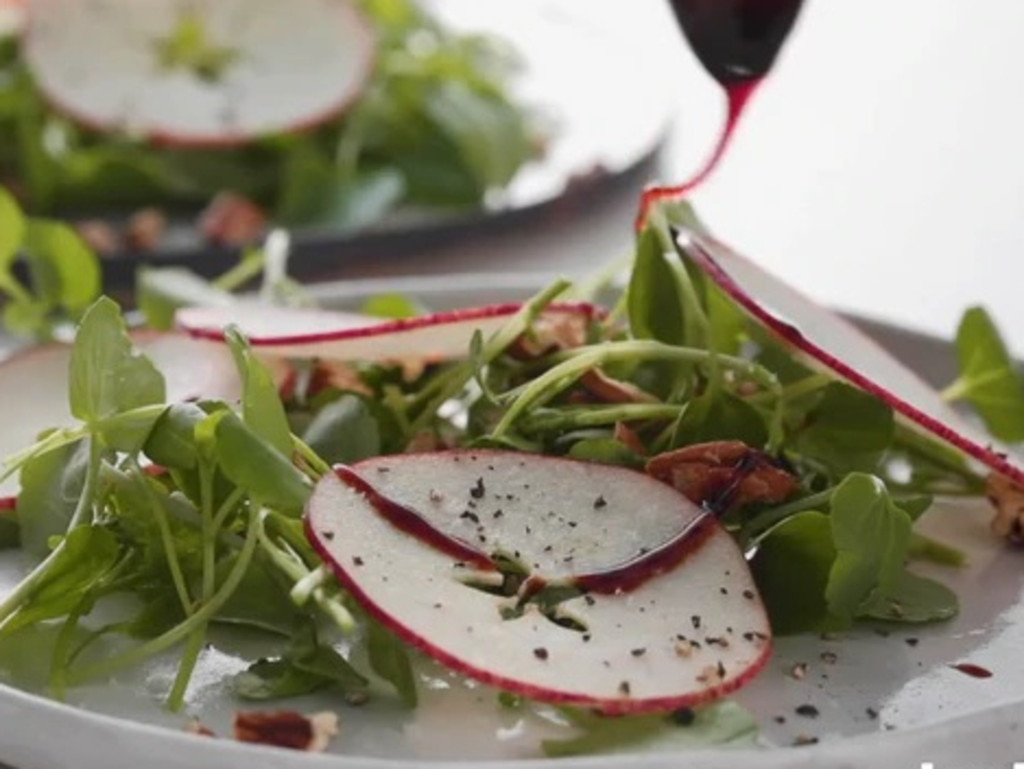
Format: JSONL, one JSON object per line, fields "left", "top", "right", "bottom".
{"left": 16, "top": 439, "right": 90, "bottom": 561}
{"left": 69, "top": 297, "right": 166, "bottom": 425}
{"left": 234, "top": 658, "right": 329, "bottom": 701}
{"left": 366, "top": 618, "right": 417, "bottom": 708}
{"left": 360, "top": 292, "right": 426, "bottom": 320}
{"left": 795, "top": 382, "right": 894, "bottom": 475}
{"left": 225, "top": 327, "right": 293, "bottom": 456}
{"left": 0, "top": 185, "right": 25, "bottom": 271}
{"left": 826, "top": 474, "right": 911, "bottom": 620}
{"left": 949, "top": 306, "right": 1024, "bottom": 442}
{"left": 566, "top": 438, "right": 644, "bottom": 468}
{"left": 0, "top": 525, "right": 120, "bottom": 638}
{"left": 542, "top": 701, "right": 757, "bottom": 758}
{"left": 671, "top": 388, "right": 769, "bottom": 450}
{"left": 301, "top": 395, "right": 381, "bottom": 466}
{"left": 749, "top": 511, "right": 837, "bottom": 635}
{"left": 627, "top": 227, "right": 686, "bottom": 346}
{"left": 21, "top": 219, "right": 101, "bottom": 316}
{"left": 213, "top": 411, "right": 310, "bottom": 514}
{"left": 143, "top": 403, "right": 206, "bottom": 470}
{"left": 859, "top": 570, "right": 958, "bottom": 623}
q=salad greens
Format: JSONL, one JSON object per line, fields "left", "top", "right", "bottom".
{"left": 0, "top": 0, "right": 539, "bottom": 229}
{"left": 0, "top": 186, "right": 1021, "bottom": 755}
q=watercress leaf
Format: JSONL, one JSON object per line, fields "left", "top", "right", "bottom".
{"left": 749, "top": 511, "right": 838, "bottom": 635}
{"left": 950, "top": 306, "right": 1024, "bottom": 442}
{"left": 671, "top": 388, "right": 768, "bottom": 450}
{"left": 95, "top": 406, "right": 164, "bottom": 454}
{"left": 143, "top": 403, "right": 206, "bottom": 470}
{"left": 826, "top": 474, "right": 911, "bottom": 621}
{"left": 277, "top": 158, "right": 404, "bottom": 230}
{"left": 2, "top": 300, "right": 48, "bottom": 338}
{"left": 542, "top": 701, "right": 757, "bottom": 758}
{"left": 16, "top": 438, "right": 89, "bottom": 560}
{"left": 225, "top": 327, "right": 292, "bottom": 456}
{"left": 366, "top": 617, "right": 417, "bottom": 708}
{"left": 0, "top": 525, "right": 120, "bottom": 638}
{"left": 566, "top": 438, "right": 645, "bottom": 469}
{"left": 360, "top": 292, "right": 426, "bottom": 320}
{"left": 234, "top": 658, "right": 329, "bottom": 701}
{"left": 795, "top": 382, "right": 894, "bottom": 476}
{"left": 628, "top": 226, "right": 686, "bottom": 346}
{"left": 213, "top": 553, "right": 304, "bottom": 636}
{"left": 290, "top": 641, "right": 370, "bottom": 694}
{"left": 21, "top": 219, "right": 101, "bottom": 316}
{"left": 69, "top": 297, "right": 166, "bottom": 425}
{"left": 859, "top": 571, "right": 958, "bottom": 623}
{"left": 0, "top": 185, "right": 24, "bottom": 271}
{"left": 0, "top": 511, "right": 19, "bottom": 550}
{"left": 214, "top": 411, "right": 310, "bottom": 514}
{"left": 301, "top": 395, "right": 381, "bottom": 465}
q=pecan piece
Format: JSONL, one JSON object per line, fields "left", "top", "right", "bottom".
{"left": 646, "top": 440, "right": 798, "bottom": 512}
{"left": 125, "top": 207, "right": 168, "bottom": 252}
{"left": 74, "top": 219, "right": 121, "bottom": 255}
{"left": 234, "top": 710, "right": 339, "bottom": 753}
{"left": 508, "top": 312, "right": 589, "bottom": 360}
{"left": 580, "top": 369, "right": 658, "bottom": 404}
{"left": 986, "top": 472, "right": 1024, "bottom": 545}
{"left": 198, "top": 191, "right": 267, "bottom": 247}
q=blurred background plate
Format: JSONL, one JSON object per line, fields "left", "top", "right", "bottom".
{"left": 90, "top": 0, "right": 673, "bottom": 286}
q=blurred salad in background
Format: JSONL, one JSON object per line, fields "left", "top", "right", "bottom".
{"left": 0, "top": 0, "right": 543, "bottom": 254}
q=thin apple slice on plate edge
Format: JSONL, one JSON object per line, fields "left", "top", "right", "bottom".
{"left": 672, "top": 226, "right": 1024, "bottom": 487}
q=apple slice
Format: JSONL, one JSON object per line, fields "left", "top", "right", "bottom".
{"left": 23, "top": 0, "right": 376, "bottom": 146}
{"left": 0, "top": 332, "right": 241, "bottom": 497}
{"left": 177, "top": 301, "right": 601, "bottom": 364}
{"left": 674, "top": 229, "right": 1024, "bottom": 486}
{"left": 306, "top": 450, "right": 772, "bottom": 715}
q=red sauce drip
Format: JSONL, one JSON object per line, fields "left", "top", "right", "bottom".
{"left": 635, "top": 0, "right": 805, "bottom": 230}
{"left": 334, "top": 465, "right": 494, "bottom": 570}
{"left": 636, "top": 80, "right": 758, "bottom": 230}
{"left": 574, "top": 515, "right": 717, "bottom": 594}
{"left": 950, "top": 662, "right": 993, "bottom": 679}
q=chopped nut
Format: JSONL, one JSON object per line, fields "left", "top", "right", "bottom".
{"left": 790, "top": 662, "right": 809, "bottom": 680}
{"left": 508, "top": 312, "right": 590, "bottom": 359}
{"left": 234, "top": 710, "right": 339, "bottom": 752}
{"left": 198, "top": 191, "right": 267, "bottom": 247}
{"left": 579, "top": 369, "right": 659, "bottom": 405}
{"left": 185, "top": 719, "right": 216, "bottom": 738}
{"left": 613, "top": 421, "right": 648, "bottom": 456}
{"left": 75, "top": 219, "right": 121, "bottom": 255}
{"left": 986, "top": 472, "right": 1024, "bottom": 545}
{"left": 645, "top": 440, "right": 799, "bottom": 512}
{"left": 125, "top": 207, "right": 167, "bottom": 252}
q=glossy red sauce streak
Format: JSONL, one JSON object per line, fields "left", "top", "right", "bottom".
{"left": 950, "top": 662, "right": 993, "bottom": 679}
{"left": 573, "top": 515, "right": 716, "bottom": 594}
{"left": 635, "top": 80, "right": 759, "bottom": 230}
{"left": 334, "top": 465, "right": 494, "bottom": 571}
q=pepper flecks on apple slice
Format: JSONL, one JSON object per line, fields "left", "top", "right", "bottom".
{"left": 674, "top": 229, "right": 1024, "bottom": 487}
{"left": 23, "top": 0, "right": 375, "bottom": 147}
{"left": 177, "top": 301, "right": 601, "bottom": 364}
{"left": 305, "top": 450, "right": 772, "bottom": 715}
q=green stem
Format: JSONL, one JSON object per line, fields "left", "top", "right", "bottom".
{"left": 130, "top": 459, "right": 192, "bottom": 615}
{"left": 166, "top": 623, "right": 206, "bottom": 712}
{"left": 493, "top": 341, "right": 780, "bottom": 439}
{"left": 67, "top": 506, "right": 262, "bottom": 686}
{"left": 939, "top": 377, "right": 969, "bottom": 403}
{"left": 211, "top": 487, "right": 246, "bottom": 531}
{"left": 212, "top": 248, "right": 264, "bottom": 292}
{"left": 908, "top": 532, "right": 967, "bottom": 568}
{"left": 49, "top": 598, "right": 88, "bottom": 701}
{"left": 292, "top": 435, "right": 332, "bottom": 480}
{"left": 198, "top": 463, "right": 215, "bottom": 601}
{"left": 518, "top": 404, "right": 684, "bottom": 434}
{"left": 0, "top": 437, "right": 101, "bottom": 627}
{"left": 406, "top": 278, "right": 572, "bottom": 434}
{"left": 747, "top": 372, "right": 834, "bottom": 406}
{"left": 741, "top": 488, "right": 835, "bottom": 545}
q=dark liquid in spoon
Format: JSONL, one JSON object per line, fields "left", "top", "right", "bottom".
{"left": 637, "top": 0, "right": 805, "bottom": 227}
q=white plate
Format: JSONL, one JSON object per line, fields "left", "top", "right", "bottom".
{"left": 0, "top": 274, "right": 1021, "bottom": 769}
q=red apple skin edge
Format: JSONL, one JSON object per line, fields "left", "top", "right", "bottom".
{"left": 682, "top": 234, "right": 1024, "bottom": 488}
{"left": 303, "top": 492, "right": 772, "bottom": 716}
{"left": 181, "top": 302, "right": 604, "bottom": 348}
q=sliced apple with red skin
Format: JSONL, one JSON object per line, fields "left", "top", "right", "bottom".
{"left": 23, "top": 0, "right": 375, "bottom": 147}
{"left": 177, "top": 301, "right": 602, "bottom": 364}
{"left": 0, "top": 332, "right": 242, "bottom": 497}
{"left": 674, "top": 229, "right": 1024, "bottom": 486}
{"left": 305, "top": 450, "right": 772, "bottom": 715}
